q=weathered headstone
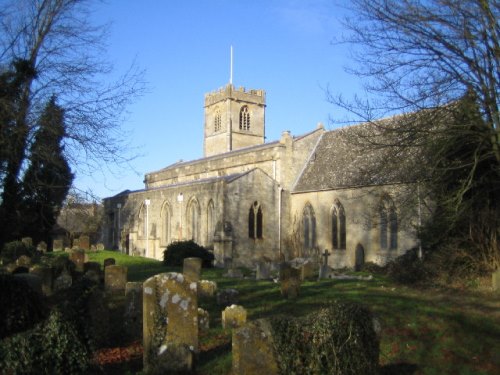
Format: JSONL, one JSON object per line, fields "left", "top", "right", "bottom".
{"left": 90, "top": 244, "right": 97, "bottom": 252}
{"left": 232, "top": 319, "right": 279, "bottom": 375}
{"left": 53, "top": 271, "right": 72, "bottom": 291}
{"left": 256, "top": 261, "right": 271, "bottom": 280}
{"left": 70, "top": 249, "right": 88, "bottom": 272}
{"left": 198, "top": 308, "right": 210, "bottom": 332}
{"left": 198, "top": 280, "right": 217, "bottom": 298}
{"left": 143, "top": 272, "right": 198, "bottom": 373}
{"left": 103, "top": 258, "right": 116, "bottom": 268}
{"left": 96, "top": 243, "right": 105, "bottom": 251}
{"left": 222, "top": 305, "right": 247, "bottom": 329}
{"left": 124, "top": 282, "right": 143, "bottom": 340}
{"left": 183, "top": 257, "right": 202, "bottom": 282}
{"left": 295, "top": 260, "right": 316, "bottom": 281}
{"left": 36, "top": 241, "right": 47, "bottom": 253}
{"left": 21, "top": 237, "right": 33, "bottom": 247}
{"left": 16, "top": 255, "right": 32, "bottom": 267}
{"left": 224, "top": 268, "right": 244, "bottom": 278}
{"left": 84, "top": 261, "right": 101, "bottom": 274}
{"left": 83, "top": 269, "right": 100, "bottom": 284}
{"left": 105, "top": 265, "right": 128, "bottom": 293}
{"left": 216, "top": 288, "right": 239, "bottom": 306}
{"left": 29, "top": 265, "right": 53, "bottom": 296}
{"left": 72, "top": 238, "right": 80, "bottom": 248}
{"left": 492, "top": 269, "right": 500, "bottom": 293}
{"left": 280, "top": 263, "right": 301, "bottom": 299}
{"left": 52, "top": 239, "right": 63, "bottom": 252}
{"left": 79, "top": 235, "right": 90, "bottom": 251}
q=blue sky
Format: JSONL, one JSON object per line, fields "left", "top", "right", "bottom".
{"left": 78, "top": 0, "right": 364, "bottom": 199}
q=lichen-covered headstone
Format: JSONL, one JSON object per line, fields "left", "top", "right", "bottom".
{"left": 280, "top": 263, "right": 301, "bottom": 299}
{"left": 183, "top": 257, "right": 202, "bottom": 282}
{"left": 21, "top": 237, "right": 33, "bottom": 247}
{"left": 36, "top": 241, "right": 47, "bottom": 253}
{"left": 198, "top": 307, "right": 210, "bottom": 332}
{"left": 198, "top": 280, "right": 217, "bottom": 298}
{"left": 70, "top": 249, "right": 88, "bottom": 272}
{"left": 143, "top": 272, "right": 198, "bottom": 372}
{"left": 104, "top": 265, "right": 127, "bottom": 293}
{"left": 222, "top": 305, "right": 247, "bottom": 329}
{"left": 79, "top": 235, "right": 90, "bottom": 251}
{"left": 96, "top": 243, "right": 105, "bottom": 251}
{"left": 216, "top": 288, "right": 239, "bottom": 306}
{"left": 232, "top": 319, "right": 279, "bottom": 375}
{"left": 16, "top": 255, "right": 32, "bottom": 267}
{"left": 124, "top": 282, "right": 143, "bottom": 340}
{"left": 29, "top": 265, "right": 53, "bottom": 296}
{"left": 52, "top": 239, "right": 63, "bottom": 252}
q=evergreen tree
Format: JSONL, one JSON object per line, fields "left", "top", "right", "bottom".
{"left": 21, "top": 96, "right": 73, "bottom": 245}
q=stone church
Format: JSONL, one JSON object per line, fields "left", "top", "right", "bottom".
{"left": 102, "top": 82, "right": 418, "bottom": 269}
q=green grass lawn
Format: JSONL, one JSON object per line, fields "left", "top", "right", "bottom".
{"left": 57, "top": 250, "right": 500, "bottom": 374}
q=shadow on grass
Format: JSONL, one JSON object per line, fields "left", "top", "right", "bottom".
{"left": 380, "top": 363, "right": 419, "bottom": 375}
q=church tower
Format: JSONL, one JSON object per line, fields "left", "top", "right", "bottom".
{"left": 203, "top": 83, "right": 266, "bottom": 157}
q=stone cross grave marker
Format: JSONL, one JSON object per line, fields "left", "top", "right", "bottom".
{"left": 143, "top": 272, "right": 198, "bottom": 372}
{"left": 319, "top": 249, "right": 331, "bottom": 279}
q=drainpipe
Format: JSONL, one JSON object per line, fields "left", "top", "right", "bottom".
{"left": 278, "top": 186, "right": 283, "bottom": 259}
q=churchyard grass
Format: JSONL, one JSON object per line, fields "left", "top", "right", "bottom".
{"left": 46, "top": 251, "right": 500, "bottom": 374}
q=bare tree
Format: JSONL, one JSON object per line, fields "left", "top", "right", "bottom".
{"left": 0, "top": 0, "right": 145, "bottom": 181}
{"left": 330, "top": 0, "right": 500, "bottom": 271}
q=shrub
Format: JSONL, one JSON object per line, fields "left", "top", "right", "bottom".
{"left": 0, "top": 274, "right": 47, "bottom": 339}
{"left": 163, "top": 240, "right": 214, "bottom": 267}
{"left": 1, "top": 240, "right": 36, "bottom": 263}
{"left": 0, "top": 309, "right": 91, "bottom": 374}
{"left": 270, "top": 301, "right": 379, "bottom": 375}
{"left": 385, "top": 248, "right": 432, "bottom": 285}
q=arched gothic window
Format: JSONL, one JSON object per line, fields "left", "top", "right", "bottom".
{"left": 239, "top": 105, "right": 250, "bottom": 130}
{"left": 207, "top": 200, "right": 215, "bottom": 245}
{"left": 379, "top": 196, "right": 398, "bottom": 250}
{"left": 248, "top": 201, "right": 263, "bottom": 239}
{"left": 303, "top": 204, "right": 316, "bottom": 250}
{"left": 214, "top": 110, "right": 221, "bottom": 132}
{"left": 332, "top": 200, "right": 346, "bottom": 250}
{"left": 187, "top": 198, "right": 200, "bottom": 243}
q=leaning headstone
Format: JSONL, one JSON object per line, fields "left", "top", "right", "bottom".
{"left": 280, "top": 263, "right": 301, "bottom": 299}
{"left": 124, "top": 282, "right": 143, "bottom": 340}
{"left": 79, "top": 235, "right": 90, "bottom": 251}
{"left": 198, "top": 280, "right": 217, "bottom": 298}
{"left": 53, "top": 271, "right": 72, "bottom": 291}
{"left": 232, "top": 319, "right": 279, "bottom": 375}
{"left": 70, "top": 249, "right": 88, "bottom": 272}
{"left": 36, "top": 241, "right": 47, "bottom": 253}
{"left": 222, "top": 305, "right": 247, "bottom": 329}
{"left": 216, "top": 288, "right": 239, "bottom": 306}
{"left": 30, "top": 265, "right": 53, "bottom": 296}
{"left": 492, "top": 269, "right": 500, "bottom": 293}
{"left": 183, "top": 257, "right": 202, "bottom": 282}
{"left": 21, "top": 237, "right": 33, "bottom": 247}
{"left": 256, "top": 261, "right": 271, "bottom": 280}
{"left": 103, "top": 258, "right": 116, "bottom": 268}
{"left": 143, "top": 272, "right": 198, "bottom": 373}
{"left": 52, "top": 239, "right": 63, "bottom": 252}
{"left": 16, "top": 255, "right": 32, "bottom": 267}
{"left": 105, "top": 265, "right": 128, "bottom": 293}
{"left": 198, "top": 308, "right": 210, "bottom": 332}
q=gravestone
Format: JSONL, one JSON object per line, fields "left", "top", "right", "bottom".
{"left": 318, "top": 250, "right": 331, "bottom": 279}
{"left": 280, "top": 263, "right": 301, "bottom": 299}
{"left": 105, "top": 265, "right": 128, "bottom": 293}
{"left": 222, "top": 305, "right": 247, "bottom": 329}
{"left": 37, "top": 241, "right": 47, "bottom": 253}
{"left": 84, "top": 261, "right": 101, "bottom": 274}
{"left": 143, "top": 272, "right": 198, "bottom": 373}
{"left": 53, "top": 239, "right": 63, "bottom": 252}
{"left": 124, "top": 282, "right": 143, "bottom": 340}
{"left": 72, "top": 238, "right": 80, "bottom": 248}
{"left": 256, "top": 261, "right": 271, "bottom": 280}
{"left": 21, "top": 237, "right": 33, "bottom": 247}
{"left": 290, "top": 259, "right": 316, "bottom": 281}
{"left": 198, "top": 308, "right": 210, "bottom": 332}
{"left": 216, "top": 288, "right": 239, "bottom": 306}
{"left": 16, "top": 255, "right": 32, "bottom": 267}
{"left": 232, "top": 319, "right": 279, "bottom": 375}
{"left": 83, "top": 270, "right": 100, "bottom": 284}
{"left": 70, "top": 249, "right": 88, "bottom": 272}
{"left": 53, "top": 271, "right": 72, "bottom": 291}
{"left": 103, "top": 258, "right": 116, "bottom": 268}
{"left": 79, "top": 235, "right": 90, "bottom": 251}
{"left": 183, "top": 257, "right": 202, "bottom": 282}
{"left": 29, "top": 265, "right": 53, "bottom": 296}
{"left": 198, "top": 280, "right": 217, "bottom": 298}
{"left": 492, "top": 269, "right": 500, "bottom": 293}
{"left": 96, "top": 243, "right": 105, "bottom": 251}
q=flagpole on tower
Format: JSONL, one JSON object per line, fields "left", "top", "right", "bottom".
{"left": 230, "top": 45, "right": 233, "bottom": 85}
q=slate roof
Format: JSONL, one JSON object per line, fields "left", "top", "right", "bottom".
{"left": 293, "top": 121, "right": 424, "bottom": 192}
